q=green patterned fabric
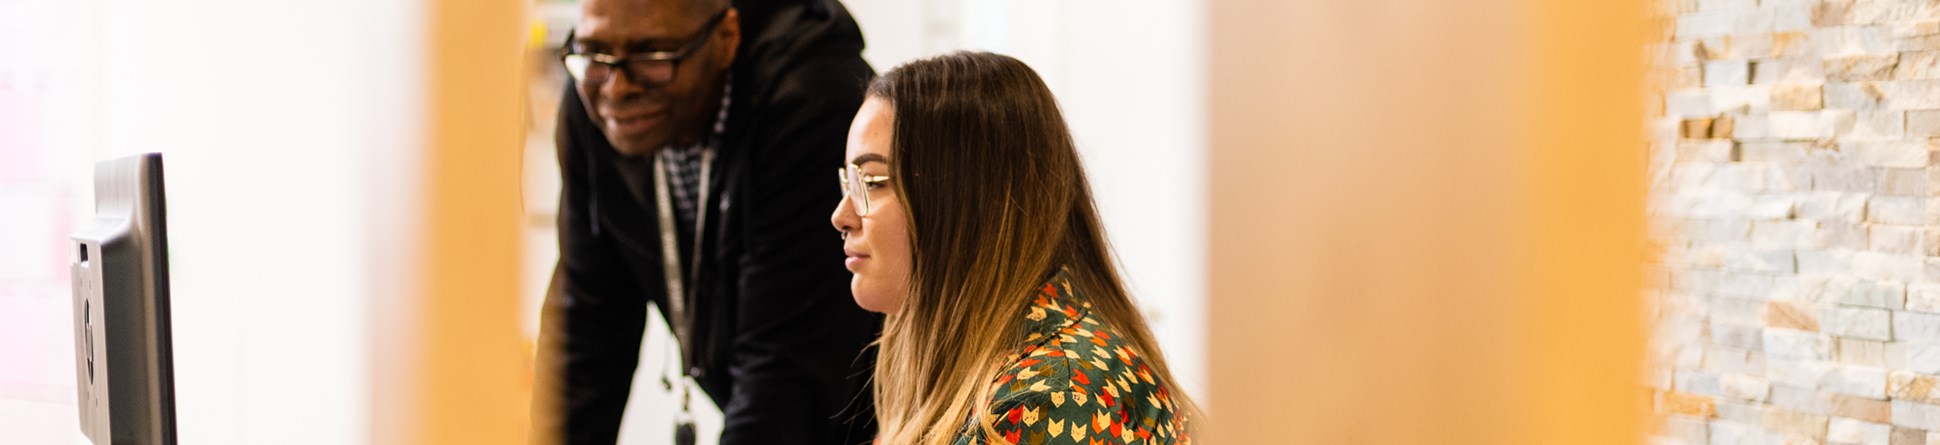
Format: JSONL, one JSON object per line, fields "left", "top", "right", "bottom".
{"left": 951, "top": 271, "right": 1193, "bottom": 445}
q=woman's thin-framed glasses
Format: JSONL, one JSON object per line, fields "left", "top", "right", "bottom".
{"left": 838, "top": 165, "right": 891, "bottom": 217}
{"left": 560, "top": 8, "right": 731, "bottom": 86}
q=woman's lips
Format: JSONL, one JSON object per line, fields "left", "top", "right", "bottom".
{"left": 844, "top": 248, "right": 869, "bottom": 271}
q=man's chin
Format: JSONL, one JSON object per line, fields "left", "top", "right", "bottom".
{"left": 610, "top": 144, "right": 652, "bottom": 156}
{"left": 604, "top": 133, "right": 663, "bottom": 157}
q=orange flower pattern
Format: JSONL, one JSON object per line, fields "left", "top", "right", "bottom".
{"left": 952, "top": 271, "right": 1192, "bottom": 445}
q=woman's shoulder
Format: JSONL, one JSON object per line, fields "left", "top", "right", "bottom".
{"left": 973, "top": 317, "right": 1192, "bottom": 444}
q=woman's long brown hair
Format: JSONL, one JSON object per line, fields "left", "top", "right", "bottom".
{"left": 866, "top": 50, "right": 1199, "bottom": 445}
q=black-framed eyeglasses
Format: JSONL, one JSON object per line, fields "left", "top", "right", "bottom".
{"left": 561, "top": 8, "right": 730, "bottom": 87}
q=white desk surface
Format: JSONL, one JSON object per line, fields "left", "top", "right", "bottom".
{"left": 0, "top": 398, "right": 92, "bottom": 444}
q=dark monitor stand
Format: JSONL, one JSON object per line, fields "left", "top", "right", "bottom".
{"left": 71, "top": 152, "right": 178, "bottom": 445}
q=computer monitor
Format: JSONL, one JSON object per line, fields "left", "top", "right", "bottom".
{"left": 71, "top": 152, "right": 178, "bottom": 445}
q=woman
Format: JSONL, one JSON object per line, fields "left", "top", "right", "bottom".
{"left": 829, "top": 51, "right": 1197, "bottom": 445}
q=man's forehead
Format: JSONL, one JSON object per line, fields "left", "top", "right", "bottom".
{"left": 577, "top": 0, "right": 713, "bottom": 39}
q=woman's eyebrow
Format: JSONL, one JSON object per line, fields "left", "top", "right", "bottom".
{"left": 849, "top": 153, "right": 889, "bottom": 166}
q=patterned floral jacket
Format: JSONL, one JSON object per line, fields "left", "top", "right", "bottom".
{"left": 951, "top": 271, "right": 1193, "bottom": 445}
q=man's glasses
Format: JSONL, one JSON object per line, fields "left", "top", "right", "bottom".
{"left": 837, "top": 164, "right": 892, "bottom": 217}
{"left": 561, "top": 9, "right": 730, "bottom": 87}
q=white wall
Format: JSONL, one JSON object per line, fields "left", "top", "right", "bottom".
{"left": 845, "top": 0, "right": 1211, "bottom": 401}
{"left": 0, "top": 0, "right": 424, "bottom": 442}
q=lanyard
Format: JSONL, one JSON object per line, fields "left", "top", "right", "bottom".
{"left": 650, "top": 147, "right": 713, "bottom": 365}
{"left": 647, "top": 77, "right": 729, "bottom": 427}
{"left": 652, "top": 147, "right": 712, "bottom": 421}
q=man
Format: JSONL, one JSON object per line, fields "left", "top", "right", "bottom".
{"left": 532, "top": 0, "right": 880, "bottom": 443}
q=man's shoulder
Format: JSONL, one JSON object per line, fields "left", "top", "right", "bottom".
{"left": 734, "top": 51, "right": 870, "bottom": 115}
{"left": 722, "top": 49, "right": 869, "bottom": 167}
{"left": 731, "top": 1, "right": 872, "bottom": 110}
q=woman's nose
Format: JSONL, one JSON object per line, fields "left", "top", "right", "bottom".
{"left": 830, "top": 197, "right": 858, "bottom": 236}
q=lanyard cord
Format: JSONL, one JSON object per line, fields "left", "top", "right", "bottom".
{"left": 650, "top": 76, "right": 731, "bottom": 411}
{"left": 652, "top": 149, "right": 712, "bottom": 358}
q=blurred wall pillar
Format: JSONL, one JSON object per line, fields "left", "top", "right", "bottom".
{"left": 1205, "top": 0, "right": 1647, "bottom": 442}
{"left": 371, "top": 0, "right": 529, "bottom": 443}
